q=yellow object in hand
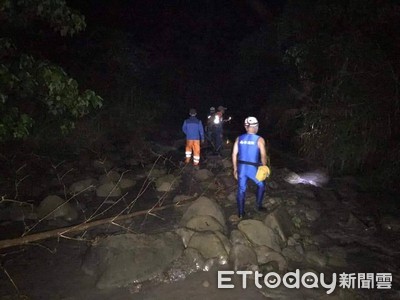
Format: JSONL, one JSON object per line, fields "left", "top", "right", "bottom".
{"left": 256, "top": 166, "right": 271, "bottom": 181}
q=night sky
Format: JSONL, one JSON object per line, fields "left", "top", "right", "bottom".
{"left": 66, "top": 0, "right": 284, "bottom": 120}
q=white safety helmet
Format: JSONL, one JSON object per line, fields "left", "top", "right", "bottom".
{"left": 210, "top": 106, "right": 215, "bottom": 112}
{"left": 244, "top": 116, "right": 258, "bottom": 127}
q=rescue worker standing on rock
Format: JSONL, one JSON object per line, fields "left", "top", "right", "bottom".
{"left": 212, "top": 105, "right": 230, "bottom": 155}
{"left": 205, "top": 106, "right": 216, "bottom": 145}
{"left": 232, "top": 117, "right": 268, "bottom": 218}
{"left": 182, "top": 108, "right": 204, "bottom": 166}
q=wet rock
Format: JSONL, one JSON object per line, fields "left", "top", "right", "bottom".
{"left": 221, "top": 159, "right": 232, "bottom": 169}
{"left": 264, "top": 207, "right": 294, "bottom": 243}
{"left": 238, "top": 220, "right": 281, "bottom": 252}
{"left": 146, "top": 167, "right": 167, "bottom": 179}
{"left": 291, "top": 215, "right": 303, "bottom": 229}
{"left": 0, "top": 202, "right": 37, "bottom": 221}
{"left": 228, "top": 244, "right": 258, "bottom": 271}
{"left": 118, "top": 178, "right": 136, "bottom": 191}
{"left": 200, "top": 181, "right": 219, "bottom": 190}
{"left": 155, "top": 174, "right": 179, "bottom": 192}
{"left": 267, "top": 181, "right": 279, "bottom": 189}
{"left": 37, "top": 195, "right": 78, "bottom": 222}
{"left": 285, "top": 197, "right": 298, "bottom": 206}
{"left": 187, "top": 231, "right": 228, "bottom": 260}
{"left": 172, "top": 194, "right": 193, "bottom": 204}
{"left": 254, "top": 246, "right": 288, "bottom": 271}
{"left": 175, "top": 227, "right": 195, "bottom": 248}
{"left": 183, "top": 247, "right": 205, "bottom": 271}
{"left": 214, "top": 231, "right": 231, "bottom": 257}
{"left": 69, "top": 178, "right": 97, "bottom": 195}
{"left": 228, "top": 214, "right": 241, "bottom": 224}
{"left": 345, "top": 213, "right": 367, "bottom": 230}
{"left": 265, "top": 196, "right": 283, "bottom": 211}
{"left": 180, "top": 196, "right": 226, "bottom": 230}
{"left": 305, "top": 250, "right": 327, "bottom": 267}
{"left": 203, "top": 257, "right": 217, "bottom": 271}
{"left": 282, "top": 246, "right": 304, "bottom": 263}
{"left": 99, "top": 170, "right": 121, "bottom": 184}
{"left": 293, "top": 233, "right": 301, "bottom": 240}
{"left": 185, "top": 215, "right": 225, "bottom": 233}
{"left": 287, "top": 237, "right": 297, "bottom": 247}
{"left": 227, "top": 192, "right": 236, "bottom": 202}
{"left": 217, "top": 175, "right": 236, "bottom": 189}
{"left": 96, "top": 182, "right": 122, "bottom": 198}
{"left": 193, "top": 169, "right": 214, "bottom": 181}
{"left": 295, "top": 244, "right": 305, "bottom": 255}
{"left": 326, "top": 246, "right": 348, "bottom": 267}
{"left": 81, "top": 232, "right": 183, "bottom": 289}
{"left": 305, "top": 209, "right": 321, "bottom": 222}
{"left": 230, "top": 229, "right": 251, "bottom": 246}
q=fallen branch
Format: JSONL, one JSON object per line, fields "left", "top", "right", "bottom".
{"left": 0, "top": 203, "right": 182, "bottom": 250}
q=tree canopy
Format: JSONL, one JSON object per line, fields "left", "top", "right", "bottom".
{"left": 0, "top": 0, "right": 102, "bottom": 141}
{"left": 278, "top": 0, "right": 400, "bottom": 189}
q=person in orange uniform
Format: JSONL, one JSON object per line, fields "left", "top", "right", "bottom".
{"left": 182, "top": 108, "right": 205, "bottom": 166}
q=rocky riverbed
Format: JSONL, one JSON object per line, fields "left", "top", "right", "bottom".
{"left": 0, "top": 139, "right": 399, "bottom": 300}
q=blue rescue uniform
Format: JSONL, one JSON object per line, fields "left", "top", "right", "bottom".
{"left": 237, "top": 133, "right": 266, "bottom": 216}
{"left": 182, "top": 116, "right": 204, "bottom": 141}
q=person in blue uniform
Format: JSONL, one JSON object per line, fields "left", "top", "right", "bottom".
{"left": 182, "top": 108, "right": 205, "bottom": 166}
{"left": 232, "top": 117, "right": 267, "bottom": 218}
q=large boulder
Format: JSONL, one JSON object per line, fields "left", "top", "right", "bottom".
{"left": 264, "top": 207, "right": 294, "bottom": 243}
{"left": 146, "top": 167, "right": 167, "bottom": 179}
{"left": 230, "top": 229, "right": 252, "bottom": 247}
{"left": 282, "top": 246, "right": 304, "bottom": 263}
{"left": 217, "top": 175, "right": 236, "bottom": 189}
{"left": 228, "top": 244, "right": 258, "bottom": 271}
{"left": 81, "top": 232, "right": 183, "bottom": 289}
{"left": 193, "top": 169, "right": 214, "bottom": 181}
{"left": 99, "top": 170, "right": 121, "bottom": 184}
{"left": 175, "top": 227, "right": 195, "bottom": 248}
{"left": 185, "top": 215, "right": 225, "bottom": 233}
{"left": 118, "top": 178, "right": 136, "bottom": 191}
{"left": 96, "top": 182, "right": 122, "bottom": 198}
{"left": 187, "top": 231, "right": 228, "bottom": 260}
{"left": 182, "top": 247, "right": 206, "bottom": 271}
{"left": 180, "top": 196, "right": 226, "bottom": 230}
{"left": 37, "top": 195, "right": 78, "bottom": 221}
{"left": 214, "top": 231, "right": 231, "bottom": 259}
{"left": 0, "top": 202, "right": 37, "bottom": 221}
{"left": 238, "top": 220, "right": 281, "bottom": 252}
{"left": 254, "top": 246, "right": 288, "bottom": 272}
{"left": 68, "top": 178, "right": 97, "bottom": 195}
{"left": 155, "top": 174, "right": 180, "bottom": 192}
